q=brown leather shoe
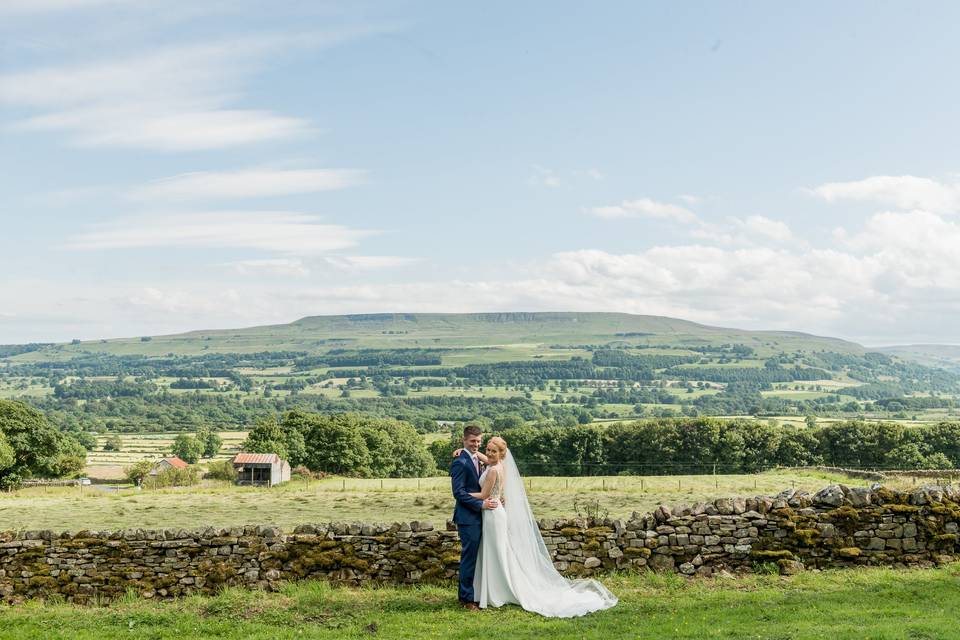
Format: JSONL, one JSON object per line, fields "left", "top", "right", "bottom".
{"left": 460, "top": 601, "right": 480, "bottom": 611}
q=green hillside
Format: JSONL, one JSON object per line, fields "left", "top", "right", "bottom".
{"left": 2, "top": 312, "right": 957, "bottom": 438}
{"left": 874, "top": 344, "right": 960, "bottom": 372}
{"left": 7, "top": 312, "right": 864, "bottom": 360}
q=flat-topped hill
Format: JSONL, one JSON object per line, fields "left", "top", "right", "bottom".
{"left": 6, "top": 312, "right": 865, "bottom": 360}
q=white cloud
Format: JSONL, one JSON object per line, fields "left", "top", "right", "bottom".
{"left": 224, "top": 255, "right": 418, "bottom": 276}
{"left": 586, "top": 198, "right": 699, "bottom": 224}
{"left": 811, "top": 175, "right": 960, "bottom": 214}
{"left": 129, "top": 168, "right": 366, "bottom": 201}
{"left": 733, "top": 215, "right": 793, "bottom": 243}
{"left": 0, "top": 30, "right": 375, "bottom": 150}
{"left": 320, "top": 256, "right": 421, "bottom": 270}
{"left": 227, "top": 258, "right": 310, "bottom": 278}
{"left": 65, "top": 211, "right": 376, "bottom": 253}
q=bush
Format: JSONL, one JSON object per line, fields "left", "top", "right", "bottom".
{"left": 203, "top": 459, "right": 237, "bottom": 482}
{"left": 124, "top": 460, "right": 154, "bottom": 486}
{"left": 103, "top": 435, "right": 123, "bottom": 452}
{"left": 291, "top": 465, "right": 326, "bottom": 480}
{"left": 143, "top": 465, "right": 200, "bottom": 489}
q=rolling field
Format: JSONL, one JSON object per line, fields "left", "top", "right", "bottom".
{"left": 0, "top": 469, "right": 922, "bottom": 532}
{"left": 0, "top": 565, "right": 958, "bottom": 639}
{"left": 83, "top": 432, "right": 248, "bottom": 479}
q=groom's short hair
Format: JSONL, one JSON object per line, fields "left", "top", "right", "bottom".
{"left": 463, "top": 424, "right": 482, "bottom": 438}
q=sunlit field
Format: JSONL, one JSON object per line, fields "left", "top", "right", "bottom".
{"left": 0, "top": 469, "right": 925, "bottom": 532}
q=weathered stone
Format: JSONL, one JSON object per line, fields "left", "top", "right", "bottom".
{"left": 648, "top": 553, "right": 675, "bottom": 572}
{"left": 812, "top": 485, "right": 845, "bottom": 507}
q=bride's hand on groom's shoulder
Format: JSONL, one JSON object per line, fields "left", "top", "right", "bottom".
{"left": 452, "top": 448, "right": 463, "bottom": 457}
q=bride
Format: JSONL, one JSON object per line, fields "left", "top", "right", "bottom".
{"left": 456, "top": 436, "right": 618, "bottom": 617}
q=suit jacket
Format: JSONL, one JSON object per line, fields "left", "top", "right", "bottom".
{"left": 451, "top": 449, "right": 484, "bottom": 525}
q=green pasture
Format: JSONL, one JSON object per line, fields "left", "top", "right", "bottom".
{"left": 1, "top": 565, "right": 958, "bottom": 639}
{"left": 0, "top": 469, "right": 922, "bottom": 533}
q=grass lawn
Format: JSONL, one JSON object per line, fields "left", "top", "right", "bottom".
{"left": 0, "top": 470, "right": 919, "bottom": 532}
{"left": 1, "top": 565, "right": 958, "bottom": 639}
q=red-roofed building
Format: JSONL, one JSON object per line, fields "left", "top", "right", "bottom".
{"left": 150, "top": 456, "right": 189, "bottom": 475}
{"left": 232, "top": 452, "right": 290, "bottom": 486}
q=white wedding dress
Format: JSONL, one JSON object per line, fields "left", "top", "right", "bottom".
{"left": 473, "top": 451, "right": 618, "bottom": 617}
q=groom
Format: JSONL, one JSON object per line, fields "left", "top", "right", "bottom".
{"left": 450, "top": 424, "right": 499, "bottom": 610}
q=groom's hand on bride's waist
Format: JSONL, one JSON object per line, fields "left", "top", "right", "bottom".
{"left": 483, "top": 498, "right": 500, "bottom": 510}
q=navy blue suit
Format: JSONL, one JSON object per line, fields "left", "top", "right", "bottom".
{"left": 451, "top": 450, "right": 484, "bottom": 604}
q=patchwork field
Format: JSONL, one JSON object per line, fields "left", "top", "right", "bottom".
{"left": 82, "top": 431, "right": 249, "bottom": 479}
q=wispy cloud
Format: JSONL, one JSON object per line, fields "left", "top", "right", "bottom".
{"left": 224, "top": 255, "right": 418, "bottom": 277}
{"left": 586, "top": 198, "right": 700, "bottom": 224}
{"left": 320, "top": 256, "right": 421, "bottom": 270}
{"left": 66, "top": 211, "right": 377, "bottom": 253}
{"left": 528, "top": 165, "right": 561, "bottom": 188}
{"left": 0, "top": 29, "right": 378, "bottom": 150}
{"left": 0, "top": 0, "right": 134, "bottom": 14}
{"left": 129, "top": 168, "right": 367, "bottom": 202}
{"left": 227, "top": 258, "right": 311, "bottom": 277}
{"left": 810, "top": 175, "right": 960, "bottom": 214}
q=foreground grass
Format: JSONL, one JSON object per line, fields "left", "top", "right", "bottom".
{"left": 1, "top": 566, "right": 958, "bottom": 639}
{"left": 0, "top": 470, "right": 909, "bottom": 532}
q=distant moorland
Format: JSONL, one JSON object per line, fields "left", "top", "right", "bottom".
{"left": 2, "top": 312, "right": 958, "bottom": 440}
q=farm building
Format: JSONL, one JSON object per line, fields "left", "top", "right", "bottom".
{"left": 150, "top": 456, "right": 189, "bottom": 475}
{"left": 232, "top": 453, "right": 291, "bottom": 487}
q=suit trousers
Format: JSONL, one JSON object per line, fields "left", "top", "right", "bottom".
{"left": 457, "top": 522, "right": 482, "bottom": 603}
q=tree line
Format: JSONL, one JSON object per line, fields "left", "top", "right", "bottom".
{"left": 427, "top": 418, "right": 960, "bottom": 476}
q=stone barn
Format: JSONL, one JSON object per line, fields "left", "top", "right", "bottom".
{"left": 232, "top": 453, "right": 291, "bottom": 487}
{"left": 150, "top": 456, "right": 189, "bottom": 475}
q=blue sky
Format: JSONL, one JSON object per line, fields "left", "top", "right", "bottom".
{"left": 3, "top": 0, "right": 960, "bottom": 345}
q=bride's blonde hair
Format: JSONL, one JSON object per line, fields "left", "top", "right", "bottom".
{"left": 487, "top": 436, "right": 508, "bottom": 460}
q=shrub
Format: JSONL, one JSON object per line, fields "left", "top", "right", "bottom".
{"left": 143, "top": 466, "right": 200, "bottom": 489}
{"left": 204, "top": 459, "right": 237, "bottom": 482}
{"left": 291, "top": 465, "right": 326, "bottom": 480}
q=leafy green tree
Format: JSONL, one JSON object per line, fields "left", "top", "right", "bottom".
{"left": 924, "top": 452, "right": 954, "bottom": 470}
{"left": 361, "top": 426, "right": 394, "bottom": 477}
{"left": 171, "top": 433, "right": 203, "bottom": 464}
{"left": 242, "top": 417, "right": 290, "bottom": 460}
{"left": 363, "top": 418, "right": 436, "bottom": 477}
{"left": 0, "top": 399, "right": 67, "bottom": 487}
{"left": 0, "top": 432, "right": 14, "bottom": 472}
{"left": 884, "top": 443, "right": 927, "bottom": 470}
{"left": 493, "top": 414, "right": 524, "bottom": 430}
{"left": 196, "top": 427, "right": 222, "bottom": 458}
{"left": 297, "top": 413, "right": 371, "bottom": 476}
{"left": 51, "top": 435, "right": 87, "bottom": 478}
{"left": 124, "top": 459, "right": 155, "bottom": 486}
{"left": 103, "top": 435, "right": 123, "bottom": 452}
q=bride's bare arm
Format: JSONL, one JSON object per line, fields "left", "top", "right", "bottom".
{"left": 468, "top": 467, "right": 497, "bottom": 500}
{"left": 451, "top": 448, "right": 489, "bottom": 465}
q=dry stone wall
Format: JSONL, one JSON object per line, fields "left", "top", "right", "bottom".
{"left": 2, "top": 483, "right": 959, "bottom": 604}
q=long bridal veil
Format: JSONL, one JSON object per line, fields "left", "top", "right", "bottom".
{"left": 501, "top": 449, "right": 618, "bottom": 617}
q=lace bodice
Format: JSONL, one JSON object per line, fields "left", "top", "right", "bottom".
{"left": 480, "top": 466, "right": 502, "bottom": 500}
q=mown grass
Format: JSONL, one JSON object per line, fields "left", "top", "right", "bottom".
{"left": 0, "top": 470, "right": 919, "bottom": 532}
{"left": 1, "top": 566, "right": 959, "bottom": 639}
